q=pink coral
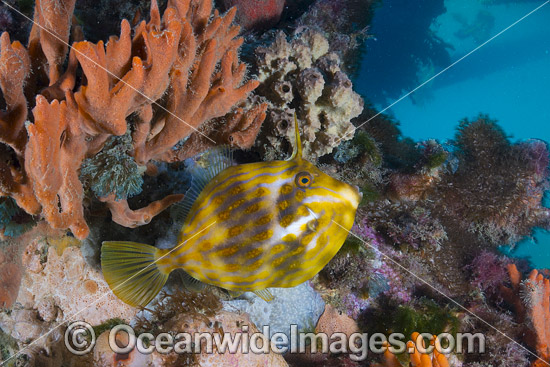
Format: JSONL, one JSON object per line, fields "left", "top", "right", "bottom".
{"left": 468, "top": 251, "right": 512, "bottom": 294}
{"left": 353, "top": 218, "right": 413, "bottom": 302}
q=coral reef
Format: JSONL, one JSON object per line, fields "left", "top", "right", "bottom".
{"left": 433, "top": 116, "right": 550, "bottom": 246}
{"left": 373, "top": 333, "right": 451, "bottom": 367}
{"left": 324, "top": 111, "right": 549, "bottom": 366}
{"left": 93, "top": 330, "right": 151, "bottom": 366}
{"left": 95, "top": 289, "right": 289, "bottom": 367}
{"left": 468, "top": 250, "right": 513, "bottom": 295}
{"left": 293, "top": 0, "right": 374, "bottom": 76}
{"left": 500, "top": 264, "right": 550, "bottom": 366}
{"left": 282, "top": 302, "right": 362, "bottom": 367}
{"left": 0, "top": 0, "right": 266, "bottom": 239}
{"left": 315, "top": 304, "right": 359, "bottom": 339}
{"left": 348, "top": 113, "right": 550, "bottom": 299}
{"left": 1, "top": 1, "right": 549, "bottom": 366}
{"left": 254, "top": 30, "right": 363, "bottom": 159}
{"left": 80, "top": 134, "right": 145, "bottom": 201}
{"left": 361, "top": 297, "right": 460, "bottom": 345}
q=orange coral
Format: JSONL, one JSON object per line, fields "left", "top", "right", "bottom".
{"left": 501, "top": 264, "right": 550, "bottom": 366}
{"left": 0, "top": 0, "right": 266, "bottom": 239}
{"left": 375, "top": 333, "right": 450, "bottom": 367}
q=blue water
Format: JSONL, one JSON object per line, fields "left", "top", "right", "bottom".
{"left": 355, "top": 0, "right": 550, "bottom": 268}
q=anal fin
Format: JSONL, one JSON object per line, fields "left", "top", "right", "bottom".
{"left": 253, "top": 289, "right": 274, "bottom": 302}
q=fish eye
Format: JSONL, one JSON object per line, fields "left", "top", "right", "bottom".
{"left": 295, "top": 172, "right": 313, "bottom": 188}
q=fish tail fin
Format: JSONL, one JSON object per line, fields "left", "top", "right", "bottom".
{"left": 101, "top": 241, "right": 170, "bottom": 307}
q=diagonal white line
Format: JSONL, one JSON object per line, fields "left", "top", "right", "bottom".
{"left": 331, "top": 219, "right": 550, "bottom": 366}
{"left": 0, "top": 220, "right": 217, "bottom": 366}
{"left": 336, "top": 0, "right": 550, "bottom": 146}
{"left": 0, "top": 0, "right": 216, "bottom": 144}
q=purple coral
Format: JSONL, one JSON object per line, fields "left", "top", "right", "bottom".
{"left": 373, "top": 263, "right": 412, "bottom": 303}
{"left": 468, "top": 251, "right": 512, "bottom": 294}
{"left": 519, "top": 139, "right": 550, "bottom": 178}
{"left": 352, "top": 218, "right": 383, "bottom": 246}
{"left": 342, "top": 293, "right": 370, "bottom": 319}
{"left": 352, "top": 218, "right": 412, "bottom": 302}
{"left": 0, "top": 6, "right": 14, "bottom": 32}
{"left": 384, "top": 207, "right": 448, "bottom": 250}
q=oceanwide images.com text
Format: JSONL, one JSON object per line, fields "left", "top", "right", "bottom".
{"left": 65, "top": 322, "right": 486, "bottom": 361}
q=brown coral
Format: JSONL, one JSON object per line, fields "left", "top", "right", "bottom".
{"left": 0, "top": 0, "right": 266, "bottom": 239}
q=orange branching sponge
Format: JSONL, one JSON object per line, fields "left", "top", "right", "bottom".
{"left": 32, "top": 0, "right": 77, "bottom": 82}
{"left": 374, "top": 333, "right": 450, "bottom": 367}
{"left": 0, "top": 33, "right": 40, "bottom": 215}
{"left": 0, "top": 0, "right": 266, "bottom": 239}
{"left": 99, "top": 193, "right": 185, "bottom": 228}
{"left": 502, "top": 264, "right": 550, "bottom": 366}
{"left": 529, "top": 270, "right": 550, "bottom": 367}
{"left": 25, "top": 95, "right": 90, "bottom": 239}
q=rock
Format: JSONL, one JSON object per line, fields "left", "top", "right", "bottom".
{"left": 151, "top": 311, "right": 289, "bottom": 367}
{"left": 94, "top": 331, "right": 153, "bottom": 367}
{"left": 0, "top": 236, "right": 137, "bottom": 348}
{"left": 255, "top": 30, "right": 363, "bottom": 159}
{"left": 315, "top": 304, "right": 359, "bottom": 338}
{"left": 0, "top": 254, "right": 21, "bottom": 308}
{"left": 223, "top": 282, "right": 325, "bottom": 348}
{"left": 16, "top": 244, "right": 137, "bottom": 326}
{"left": 221, "top": 0, "right": 285, "bottom": 30}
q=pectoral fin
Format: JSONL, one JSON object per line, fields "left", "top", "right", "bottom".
{"left": 178, "top": 270, "right": 207, "bottom": 292}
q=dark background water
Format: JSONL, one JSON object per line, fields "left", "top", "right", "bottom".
{"left": 354, "top": 0, "right": 550, "bottom": 267}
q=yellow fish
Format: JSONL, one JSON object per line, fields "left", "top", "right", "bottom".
{"left": 101, "top": 117, "right": 361, "bottom": 307}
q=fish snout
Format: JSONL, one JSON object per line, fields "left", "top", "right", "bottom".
{"left": 340, "top": 183, "right": 362, "bottom": 208}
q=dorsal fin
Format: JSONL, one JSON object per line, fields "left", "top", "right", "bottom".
{"left": 170, "top": 146, "right": 234, "bottom": 225}
{"left": 288, "top": 113, "right": 303, "bottom": 161}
